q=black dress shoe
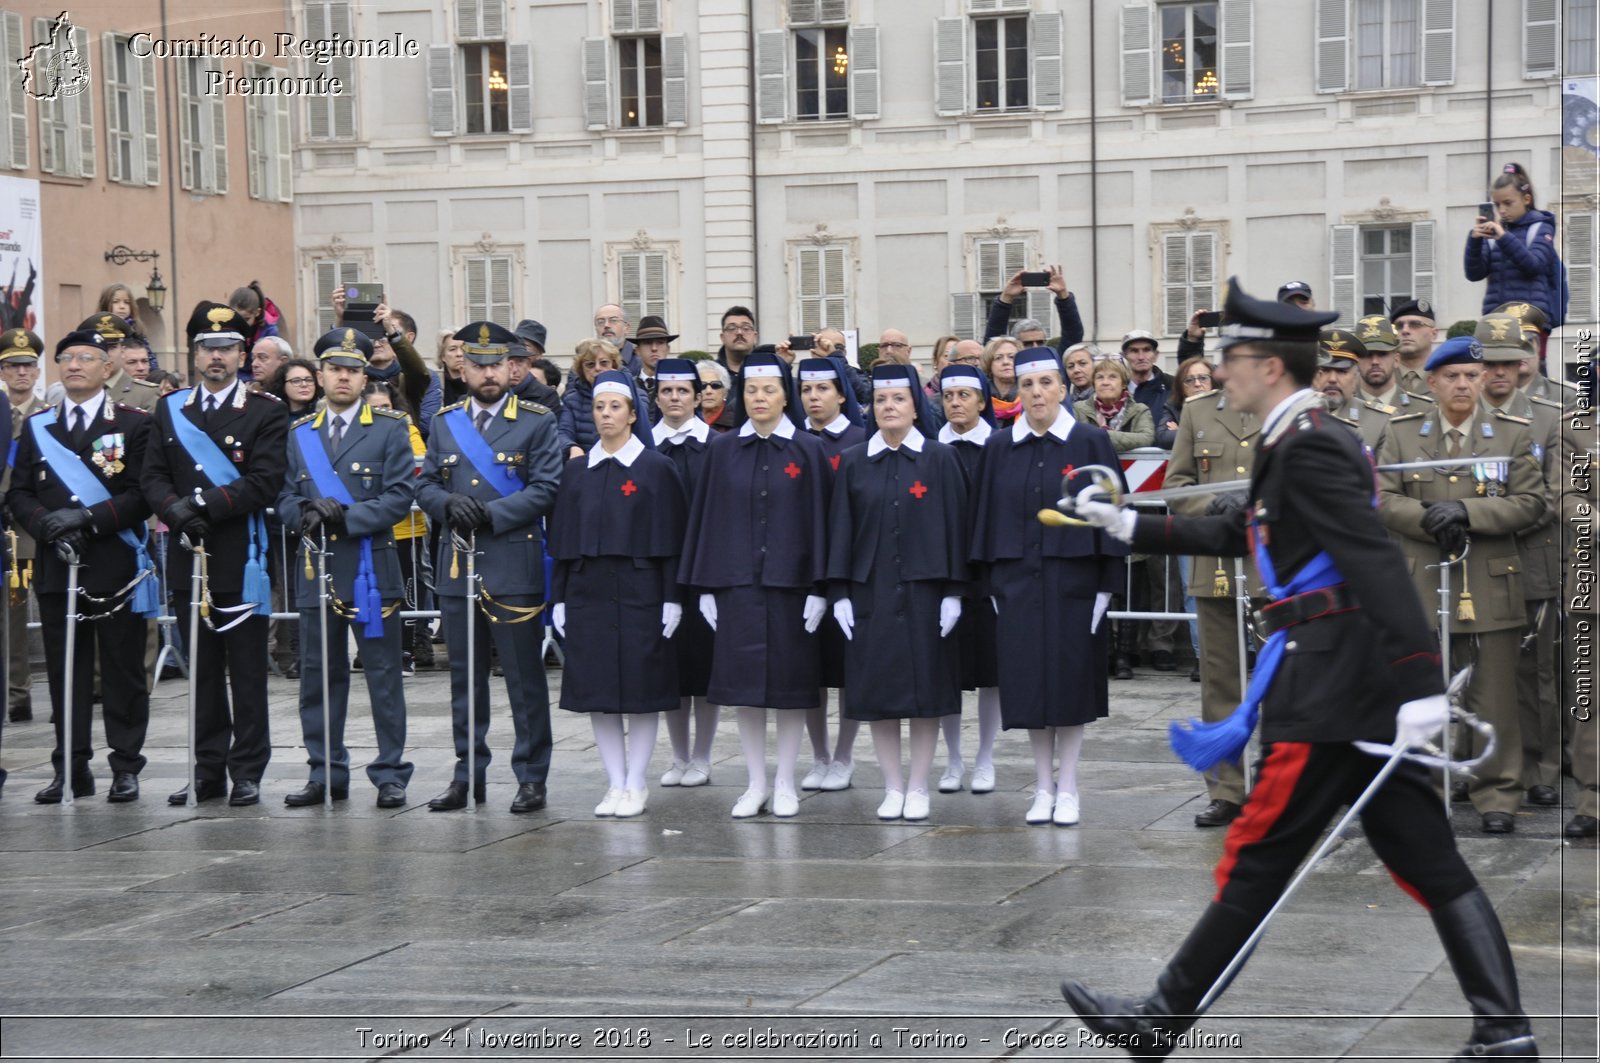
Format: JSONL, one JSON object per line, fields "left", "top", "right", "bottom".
{"left": 1449, "top": 1033, "right": 1540, "bottom": 1059}
{"left": 1566, "top": 814, "right": 1599, "bottom": 838}
{"left": 1194, "top": 799, "right": 1242, "bottom": 828}
{"left": 8, "top": 706, "right": 31, "bottom": 722}
{"left": 1151, "top": 650, "right": 1177, "bottom": 672}
{"left": 283, "top": 662, "right": 300, "bottom": 680}
{"left": 228, "top": 780, "right": 261, "bottom": 806}
{"left": 376, "top": 782, "right": 407, "bottom": 808}
{"left": 510, "top": 781, "right": 547, "bottom": 814}
{"left": 1189, "top": 666, "right": 1200, "bottom": 682}
{"left": 168, "top": 779, "right": 226, "bottom": 806}
{"left": 1060, "top": 979, "right": 1181, "bottom": 1058}
{"left": 1451, "top": 780, "right": 1471, "bottom": 803}
{"left": 428, "top": 782, "right": 470, "bottom": 811}
{"left": 1481, "top": 811, "right": 1516, "bottom": 834}
{"left": 1526, "top": 784, "right": 1558, "bottom": 806}
{"left": 35, "top": 773, "right": 95, "bottom": 803}
{"left": 1112, "top": 655, "right": 1133, "bottom": 681}
{"left": 107, "top": 772, "right": 140, "bottom": 802}
{"left": 283, "top": 781, "right": 348, "bottom": 806}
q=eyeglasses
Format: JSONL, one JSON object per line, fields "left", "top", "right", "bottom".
{"left": 55, "top": 352, "right": 104, "bottom": 365}
{"left": 1021, "top": 339, "right": 1050, "bottom": 348}
{"left": 702, "top": 381, "right": 726, "bottom": 390}
{"left": 952, "top": 355, "right": 982, "bottom": 365}
{"left": 285, "top": 376, "right": 316, "bottom": 386}
{"left": 1182, "top": 374, "right": 1212, "bottom": 385}
{"left": 880, "top": 341, "right": 909, "bottom": 350}
{"left": 721, "top": 325, "right": 757, "bottom": 336}
{"left": 594, "top": 316, "right": 625, "bottom": 327}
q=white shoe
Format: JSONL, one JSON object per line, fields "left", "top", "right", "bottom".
{"left": 594, "top": 787, "right": 623, "bottom": 817}
{"left": 615, "top": 788, "right": 648, "bottom": 818}
{"left": 902, "top": 789, "right": 930, "bottom": 821}
{"left": 971, "top": 765, "right": 996, "bottom": 794}
{"left": 659, "top": 761, "right": 688, "bottom": 786}
{"left": 1053, "top": 791, "right": 1080, "bottom": 826}
{"left": 680, "top": 760, "right": 711, "bottom": 787}
{"left": 772, "top": 786, "right": 800, "bottom": 818}
{"left": 800, "top": 759, "right": 831, "bottom": 790}
{"left": 819, "top": 759, "right": 855, "bottom": 791}
{"left": 1025, "top": 790, "right": 1055, "bottom": 825}
{"left": 938, "top": 760, "right": 966, "bottom": 793}
{"left": 877, "top": 789, "right": 905, "bottom": 820}
{"left": 731, "top": 789, "right": 769, "bottom": 818}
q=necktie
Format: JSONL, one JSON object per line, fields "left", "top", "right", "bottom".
{"left": 70, "top": 406, "right": 87, "bottom": 449}
{"left": 204, "top": 394, "right": 218, "bottom": 426}
{"left": 1445, "top": 428, "right": 1462, "bottom": 459}
{"left": 329, "top": 415, "right": 344, "bottom": 451}
{"left": 475, "top": 409, "right": 493, "bottom": 435}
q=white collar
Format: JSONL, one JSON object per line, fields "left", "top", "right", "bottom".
{"left": 739, "top": 416, "right": 797, "bottom": 440}
{"left": 588, "top": 433, "right": 645, "bottom": 468}
{"left": 813, "top": 412, "right": 851, "bottom": 436}
{"left": 63, "top": 390, "right": 106, "bottom": 426}
{"left": 939, "top": 420, "right": 992, "bottom": 446}
{"left": 1262, "top": 388, "right": 1320, "bottom": 440}
{"left": 470, "top": 395, "right": 508, "bottom": 421}
{"left": 1011, "top": 405, "right": 1075, "bottom": 443}
{"left": 652, "top": 416, "right": 709, "bottom": 446}
{"left": 867, "top": 426, "right": 926, "bottom": 457}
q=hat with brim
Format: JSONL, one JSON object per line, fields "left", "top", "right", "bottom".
{"left": 1317, "top": 328, "right": 1365, "bottom": 368}
{"left": 454, "top": 320, "right": 517, "bottom": 364}
{"left": 196, "top": 331, "right": 246, "bottom": 349}
{"left": 1354, "top": 315, "right": 1400, "bottom": 353}
{"left": 513, "top": 318, "right": 547, "bottom": 353}
{"left": 0, "top": 328, "right": 44, "bottom": 363}
{"left": 1492, "top": 301, "right": 1549, "bottom": 335}
{"left": 1475, "top": 314, "right": 1533, "bottom": 361}
{"left": 314, "top": 327, "right": 372, "bottom": 368}
{"left": 1277, "top": 281, "right": 1313, "bottom": 303}
{"left": 633, "top": 315, "right": 678, "bottom": 343}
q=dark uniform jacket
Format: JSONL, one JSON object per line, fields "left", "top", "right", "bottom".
{"left": 415, "top": 395, "right": 562, "bottom": 599}
{"left": 6, "top": 397, "right": 152, "bottom": 596}
{"left": 4, "top": 394, "right": 42, "bottom": 562}
{"left": 1134, "top": 399, "right": 1443, "bottom": 744}
{"left": 141, "top": 385, "right": 288, "bottom": 593}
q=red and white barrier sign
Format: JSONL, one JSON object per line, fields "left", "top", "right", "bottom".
{"left": 1121, "top": 455, "right": 1168, "bottom": 494}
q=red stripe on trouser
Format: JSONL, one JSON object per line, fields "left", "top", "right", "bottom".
{"left": 1387, "top": 869, "right": 1429, "bottom": 909}
{"left": 1214, "top": 741, "right": 1312, "bottom": 901}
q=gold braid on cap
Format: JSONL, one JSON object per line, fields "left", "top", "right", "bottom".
{"left": 205, "top": 307, "right": 233, "bottom": 332}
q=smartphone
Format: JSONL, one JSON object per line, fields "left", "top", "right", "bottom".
{"left": 1020, "top": 271, "right": 1051, "bottom": 288}
{"left": 1478, "top": 202, "right": 1495, "bottom": 222}
{"left": 788, "top": 335, "right": 816, "bottom": 351}
{"left": 345, "top": 283, "right": 385, "bottom": 305}
{"left": 1196, "top": 310, "right": 1223, "bottom": 329}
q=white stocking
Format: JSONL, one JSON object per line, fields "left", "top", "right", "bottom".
{"left": 591, "top": 714, "right": 627, "bottom": 789}
{"left": 1028, "top": 728, "right": 1057, "bottom": 795}
{"left": 908, "top": 718, "right": 940, "bottom": 794}
{"left": 663, "top": 699, "right": 691, "bottom": 763}
{"left": 624, "top": 713, "right": 660, "bottom": 791}
{"left": 831, "top": 690, "right": 860, "bottom": 765}
{"left": 806, "top": 695, "right": 831, "bottom": 761}
{"left": 774, "top": 710, "right": 807, "bottom": 793}
{"left": 941, "top": 713, "right": 964, "bottom": 768}
{"left": 1054, "top": 725, "right": 1085, "bottom": 797}
{"left": 736, "top": 706, "right": 768, "bottom": 790}
{"left": 870, "top": 719, "right": 904, "bottom": 792}
{"left": 975, "top": 687, "right": 1001, "bottom": 771}
{"left": 691, "top": 699, "right": 720, "bottom": 763}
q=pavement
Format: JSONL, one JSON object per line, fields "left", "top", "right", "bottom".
{"left": 0, "top": 650, "right": 1594, "bottom": 1062}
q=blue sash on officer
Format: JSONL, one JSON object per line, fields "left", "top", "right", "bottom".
{"left": 165, "top": 391, "right": 271, "bottom": 615}
{"left": 440, "top": 406, "right": 521, "bottom": 498}
{"left": 293, "top": 417, "right": 386, "bottom": 639}
{"left": 1168, "top": 521, "right": 1343, "bottom": 773}
{"left": 28, "top": 409, "right": 160, "bottom": 618}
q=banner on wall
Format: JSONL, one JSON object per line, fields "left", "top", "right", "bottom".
{"left": 0, "top": 175, "right": 43, "bottom": 340}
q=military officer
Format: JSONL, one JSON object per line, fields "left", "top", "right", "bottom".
{"left": 78, "top": 313, "right": 160, "bottom": 414}
{"left": 7, "top": 328, "right": 157, "bottom": 803}
{"left": 0, "top": 329, "right": 43, "bottom": 722}
{"left": 1475, "top": 314, "right": 1565, "bottom": 810}
{"left": 1560, "top": 408, "right": 1598, "bottom": 838}
{"left": 276, "top": 328, "right": 416, "bottom": 809}
{"left": 1390, "top": 298, "right": 1438, "bottom": 399}
{"left": 1377, "top": 336, "right": 1547, "bottom": 832}
{"left": 141, "top": 308, "right": 288, "bottom": 807}
{"left": 1353, "top": 314, "right": 1435, "bottom": 412}
{"left": 1316, "top": 328, "right": 1395, "bottom": 451}
{"left": 416, "top": 322, "right": 561, "bottom": 814}
{"left": 1496, "top": 302, "right": 1580, "bottom": 410}
{"left": 1162, "top": 384, "right": 1264, "bottom": 827}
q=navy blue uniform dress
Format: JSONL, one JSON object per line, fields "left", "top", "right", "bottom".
{"left": 678, "top": 420, "right": 830, "bottom": 709}
{"left": 969, "top": 411, "right": 1128, "bottom": 729}
{"left": 653, "top": 416, "right": 714, "bottom": 698}
{"left": 939, "top": 420, "right": 1000, "bottom": 689}
{"left": 550, "top": 440, "right": 687, "bottom": 715}
{"left": 826, "top": 430, "right": 968, "bottom": 720}
{"left": 807, "top": 415, "right": 866, "bottom": 689}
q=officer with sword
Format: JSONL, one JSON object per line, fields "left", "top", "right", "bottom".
{"left": 416, "top": 322, "right": 561, "bottom": 814}
{"left": 141, "top": 305, "right": 287, "bottom": 808}
{"left": 1063, "top": 279, "right": 1538, "bottom": 1061}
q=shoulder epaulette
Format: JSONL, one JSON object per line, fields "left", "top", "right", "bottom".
{"left": 1362, "top": 399, "right": 1397, "bottom": 415}
{"left": 26, "top": 405, "right": 52, "bottom": 418}
{"left": 1389, "top": 411, "right": 1427, "bottom": 423}
{"left": 517, "top": 399, "right": 552, "bottom": 415}
{"left": 1490, "top": 409, "right": 1531, "bottom": 425}
{"left": 291, "top": 412, "right": 319, "bottom": 429}
{"left": 131, "top": 378, "right": 159, "bottom": 390}
{"left": 247, "top": 389, "right": 282, "bottom": 403}
{"left": 373, "top": 406, "right": 408, "bottom": 420}
{"left": 437, "top": 400, "right": 468, "bottom": 415}
{"left": 1528, "top": 395, "right": 1564, "bottom": 411}
{"left": 115, "top": 402, "right": 149, "bottom": 415}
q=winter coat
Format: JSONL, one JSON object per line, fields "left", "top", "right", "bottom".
{"left": 558, "top": 374, "right": 600, "bottom": 454}
{"left": 1464, "top": 208, "right": 1560, "bottom": 321}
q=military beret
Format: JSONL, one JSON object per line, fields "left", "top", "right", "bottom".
{"left": 1423, "top": 335, "right": 1484, "bottom": 371}
{"left": 54, "top": 329, "right": 108, "bottom": 358}
{"left": 1389, "top": 298, "right": 1434, "bottom": 324}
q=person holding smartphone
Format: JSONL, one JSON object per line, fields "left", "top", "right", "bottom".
{"left": 1465, "top": 164, "right": 1561, "bottom": 361}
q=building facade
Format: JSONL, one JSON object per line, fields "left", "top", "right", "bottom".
{"left": 290, "top": 0, "right": 1594, "bottom": 369}
{"left": 0, "top": 1, "right": 296, "bottom": 379}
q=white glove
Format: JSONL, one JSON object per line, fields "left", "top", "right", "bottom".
{"left": 939, "top": 596, "right": 962, "bottom": 638}
{"left": 833, "top": 598, "right": 855, "bottom": 641}
{"left": 552, "top": 602, "right": 566, "bottom": 638}
{"left": 1073, "top": 485, "right": 1137, "bottom": 543}
{"left": 1091, "top": 591, "right": 1111, "bottom": 634}
{"left": 1395, "top": 694, "right": 1450, "bottom": 749}
{"left": 661, "top": 602, "right": 682, "bottom": 639}
{"left": 699, "top": 592, "right": 718, "bottom": 630}
{"left": 803, "top": 594, "right": 827, "bottom": 634}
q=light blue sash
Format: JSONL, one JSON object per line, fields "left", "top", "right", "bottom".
{"left": 165, "top": 391, "right": 270, "bottom": 615}
{"left": 294, "top": 417, "right": 385, "bottom": 639}
{"left": 441, "top": 406, "right": 521, "bottom": 498}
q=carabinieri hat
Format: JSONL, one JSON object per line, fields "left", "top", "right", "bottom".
{"left": 1475, "top": 314, "right": 1533, "bottom": 360}
{"left": 1216, "top": 276, "right": 1339, "bottom": 349}
{"left": 0, "top": 327, "right": 43, "bottom": 363}
{"left": 1317, "top": 328, "right": 1367, "bottom": 368}
{"left": 1354, "top": 314, "right": 1400, "bottom": 353}
{"left": 454, "top": 320, "right": 517, "bottom": 364}
{"left": 313, "top": 327, "right": 373, "bottom": 368}
{"left": 1423, "top": 335, "right": 1484, "bottom": 371}
{"left": 184, "top": 305, "right": 247, "bottom": 349}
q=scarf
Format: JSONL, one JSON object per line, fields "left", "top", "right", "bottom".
{"left": 1093, "top": 391, "right": 1132, "bottom": 432}
{"left": 990, "top": 381, "right": 1021, "bottom": 422}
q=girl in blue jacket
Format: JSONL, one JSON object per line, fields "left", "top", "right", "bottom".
{"left": 1464, "top": 163, "right": 1560, "bottom": 357}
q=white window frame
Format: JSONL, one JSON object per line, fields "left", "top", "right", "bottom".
{"left": 1353, "top": 0, "right": 1420, "bottom": 90}
{"left": 793, "top": 243, "right": 851, "bottom": 334}
{"left": 177, "top": 55, "right": 226, "bottom": 194}
{"left": 462, "top": 41, "right": 510, "bottom": 135}
{"left": 1154, "top": 227, "right": 1221, "bottom": 338}
{"left": 950, "top": 232, "right": 1043, "bottom": 339}
{"left": 101, "top": 32, "right": 157, "bottom": 187}
{"left": 303, "top": 0, "right": 357, "bottom": 140}
{"left": 934, "top": 10, "right": 1062, "bottom": 117}
{"left": 1328, "top": 217, "right": 1433, "bottom": 327}
{"left": 452, "top": 243, "right": 523, "bottom": 328}
{"left": 34, "top": 16, "right": 94, "bottom": 179}
{"left": 793, "top": 25, "right": 851, "bottom": 122}
{"left": 1565, "top": 0, "right": 1597, "bottom": 75}
{"left": 244, "top": 63, "right": 291, "bottom": 203}
{"left": 1158, "top": 2, "right": 1221, "bottom": 103}
{"left": 617, "top": 249, "right": 671, "bottom": 325}
{"left": 1316, "top": 0, "right": 1453, "bottom": 93}
{"left": 311, "top": 258, "right": 363, "bottom": 337}
{"left": 616, "top": 34, "right": 665, "bottom": 128}
{"left": 1561, "top": 208, "right": 1596, "bottom": 324}
{"left": 430, "top": 1, "right": 529, "bottom": 137}
{"left": 972, "top": 13, "right": 1031, "bottom": 112}
{"left": 1357, "top": 224, "right": 1416, "bottom": 317}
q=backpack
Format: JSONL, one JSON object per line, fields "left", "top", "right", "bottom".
{"left": 1525, "top": 222, "right": 1570, "bottom": 327}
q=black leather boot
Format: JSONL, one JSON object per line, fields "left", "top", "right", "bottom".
{"left": 1111, "top": 620, "right": 1135, "bottom": 680}
{"left": 1432, "top": 888, "right": 1538, "bottom": 1060}
{"left": 1062, "top": 902, "right": 1256, "bottom": 1058}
